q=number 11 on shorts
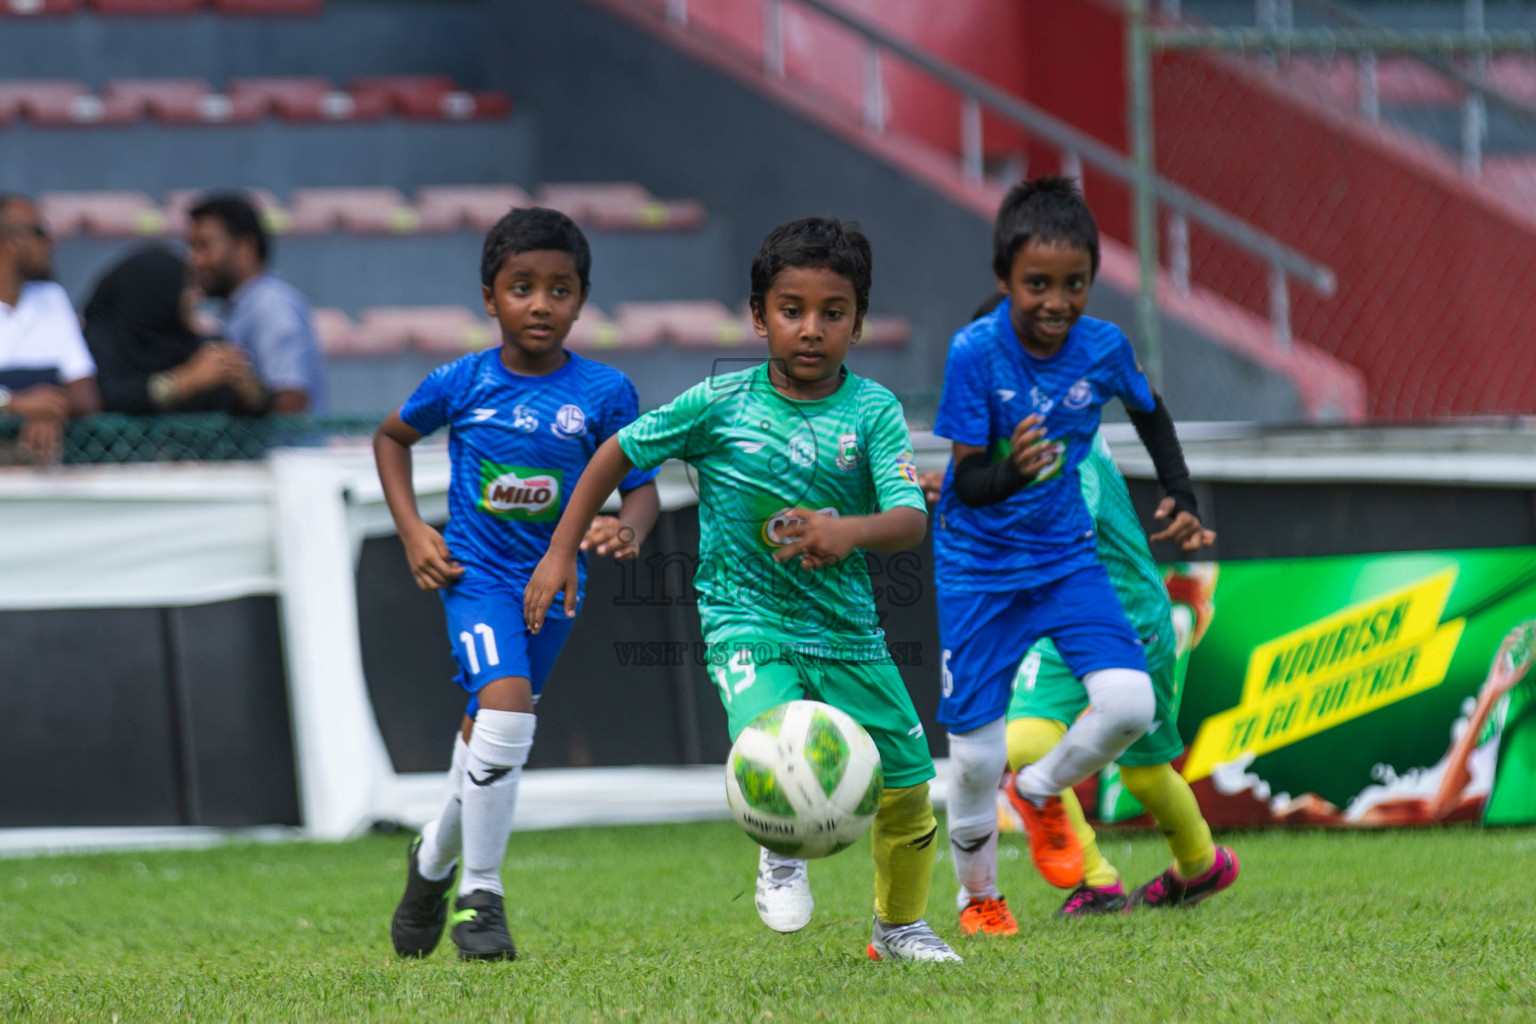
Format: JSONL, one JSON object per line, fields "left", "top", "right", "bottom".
{"left": 459, "top": 622, "right": 500, "bottom": 675}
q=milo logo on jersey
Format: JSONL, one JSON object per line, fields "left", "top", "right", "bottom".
{"left": 477, "top": 461, "right": 563, "bottom": 522}
{"left": 992, "top": 436, "right": 1066, "bottom": 485}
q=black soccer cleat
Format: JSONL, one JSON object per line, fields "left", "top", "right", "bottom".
{"left": 1055, "top": 883, "right": 1127, "bottom": 918}
{"left": 390, "top": 835, "right": 456, "bottom": 958}
{"left": 450, "top": 889, "right": 517, "bottom": 962}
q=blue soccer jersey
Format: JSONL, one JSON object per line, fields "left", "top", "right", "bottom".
{"left": 932, "top": 301, "right": 1155, "bottom": 592}
{"left": 399, "top": 349, "right": 657, "bottom": 614}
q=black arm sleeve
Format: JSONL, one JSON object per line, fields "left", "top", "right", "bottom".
{"left": 952, "top": 449, "right": 1029, "bottom": 508}
{"left": 1126, "top": 393, "right": 1199, "bottom": 518}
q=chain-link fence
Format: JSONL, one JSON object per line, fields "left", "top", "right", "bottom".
{"left": 1131, "top": 0, "right": 1536, "bottom": 420}
{"left": 0, "top": 414, "right": 385, "bottom": 466}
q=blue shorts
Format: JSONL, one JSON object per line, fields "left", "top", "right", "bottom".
{"left": 937, "top": 563, "right": 1148, "bottom": 733}
{"left": 439, "top": 576, "right": 574, "bottom": 718}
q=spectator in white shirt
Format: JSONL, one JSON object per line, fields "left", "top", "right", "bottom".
{"left": 0, "top": 195, "right": 100, "bottom": 464}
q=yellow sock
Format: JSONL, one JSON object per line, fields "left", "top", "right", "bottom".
{"left": 1006, "top": 717, "right": 1120, "bottom": 889}
{"left": 1119, "top": 763, "right": 1215, "bottom": 879}
{"left": 871, "top": 783, "right": 935, "bottom": 925}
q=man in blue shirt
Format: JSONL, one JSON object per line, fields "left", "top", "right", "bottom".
{"left": 188, "top": 193, "right": 326, "bottom": 414}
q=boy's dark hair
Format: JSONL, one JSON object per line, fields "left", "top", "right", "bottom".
{"left": 750, "top": 217, "right": 872, "bottom": 319}
{"left": 992, "top": 176, "right": 1099, "bottom": 281}
{"left": 970, "top": 292, "right": 1005, "bottom": 322}
{"left": 481, "top": 206, "right": 591, "bottom": 293}
{"left": 189, "top": 193, "right": 269, "bottom": 263}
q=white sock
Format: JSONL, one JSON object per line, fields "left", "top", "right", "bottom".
{"left": 458, "top": 710, "right": 536, "bottom": 897}
{"left": 1016, "top": 668, "right": 1154, "bottom": 800}
{"left": 417, "top": 732, "right": 469, "bottom": 882}
{"left": 946, "top": 718, "right": 1007, "bottom": 903}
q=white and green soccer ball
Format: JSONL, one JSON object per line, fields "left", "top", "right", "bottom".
{"left": 725, "top": 700, "right": 883, "bottom": 859}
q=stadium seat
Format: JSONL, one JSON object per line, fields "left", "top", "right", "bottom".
{"left": 227, "top": 77, "right": 383, "bottom": 121}
{"left": 537, "top": 183, "right": 706, "bottom": 231}
{"left": 360, "top": 307, "right": 492, "bottom": 355}
{"left": 1, "top": 0, "right": 84, "bottom": 15}
{"left": 615, "top": 301, "right": 756, "bottom": 349}
{"left": 212, "top": 0, "right": 322, "bottom": 13}
{"left": 1488, "top": 57, "right": 1536, "bottom": 104}
{"left": 856, "top": 314, "right": 911, "bottom": 348}
{"left": 89, "top": 0, "right": 201, "bottom": 14}
{"left": 414, "top": 185, "right": 534, "bottom": 232}
{"left": 0, "top": 80, "right": 137, "bottom": 125}
{"left": 286, "top": 188, "right": 417, "bottom": 234}
{"left": 101, "top": 79, "right": 212, "bottom": 123}
{"left": 38, "top": 191, "right": 166, "bottom": 238}
{"left": 351, "top": 74, "right": 510, "bottom": 121}
{"left": 311, "top": 308, "right": 404, "bottom": 357}
{"left": 566, "top": 306, "right": 659, "bottom": 352}
{"left": 1482, "top": 157, "right": 1536, "bottom": 203}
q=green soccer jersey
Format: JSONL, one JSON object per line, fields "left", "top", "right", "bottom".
{"left": 617, "top": 363, "right": 926, "bottom": 661}
{"left": 1081, "top": 432, "right": 1171, "bottom": 644}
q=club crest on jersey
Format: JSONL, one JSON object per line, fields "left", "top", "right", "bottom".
{"left": 836, "top": 433, "right": 860, "bottom": 471}
{"left": 787, "top": 434, "right": 817, "bottom": 468}
{"left": 1064, "top": 377, "right": 1093, "bottom": 410}
{"left": 512, "top": 405, "right": 539, "bottom": 432}
{"left": 761, "top": 506, "right": 839, "bottom": 548}
{"left": 551, "top": 404, "right": 587, "bottom": 438}
{"left": 478, "top": 462, "right": 563, "bottom": 521}
{"left": 1029, "top": 386, "right": 1055, "bottom": 415}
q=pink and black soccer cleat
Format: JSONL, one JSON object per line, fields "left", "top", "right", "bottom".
{"left": 1125, "top": 846, "right": 1239, "bottom": 910}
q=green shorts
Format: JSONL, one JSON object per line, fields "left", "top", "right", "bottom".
{"left": 711, "top": 640, "right": 935, "bottom": 789}
{"left": 1005, "top": 630, "right": 1187, "bottom": 767}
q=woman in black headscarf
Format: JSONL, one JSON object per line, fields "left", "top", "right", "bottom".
{"left": 83, "top": 245, "right": 267, "bottom": 415}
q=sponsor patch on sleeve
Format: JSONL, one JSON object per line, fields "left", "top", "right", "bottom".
{"left": 896, "top": 450, "right": 918, "bottom": 484}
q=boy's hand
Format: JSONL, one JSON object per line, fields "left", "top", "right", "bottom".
{"left": 918, "top": 470, "right": 944, "bottom": 507}
{"left": 771, "top": 507, "right": 856, "bottom": 571}
{"left": 400, "top": 521, "right": 465, "bottom": 590}
{"left": 1009, "top": 414, "right": 1059, "bottom": 481}
{"left": 1150, "top": 498, "right": 1217, "bottom": 552}
{"left": 524, "top": 552, "right": 579, "bottom": 633}
{"left": 581, "top": 515, "right": 641, "bottom": 560}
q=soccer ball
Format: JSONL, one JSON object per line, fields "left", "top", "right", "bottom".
{"left": 724, "top": 700, "right": 884, "bottom": 859}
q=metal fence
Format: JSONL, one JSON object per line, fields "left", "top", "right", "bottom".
{"left": 1130, "top": 0, "right": 1536, "bottom": 420}
{"left": 0, "top": 414, "right": 383, "bottom": 465}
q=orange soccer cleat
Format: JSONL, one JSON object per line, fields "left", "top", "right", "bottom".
{"left": 1002, "top": 772, "right": 1084, "bottom": 890}
{"left": 958, "top": 895, "right": 1019, "bottom": 937}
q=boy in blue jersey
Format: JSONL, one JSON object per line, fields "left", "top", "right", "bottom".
{"left": 933, "top": 178, "right": 1213, "bottom": 935}
{"left": 374, "top": 207, "right": 660, "bottom": 961}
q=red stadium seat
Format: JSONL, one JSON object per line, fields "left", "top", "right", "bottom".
{"left": 286, "top": 188, "right": 417, "bottom": 234}
{"left": 856, "top": 314, "right": 911, "bottom": 348}
{"left": 1, "top": 0, "right": 85, "bottom": 15}
{"left": 361, "top": 307, "right": 492, "bottom": 355}
{"left": 615, "top": 301, "right": 756, "bottom": 350}
{"left": 211, "top": 0, "right": 322, "bottom": 13}
{"left": 89, "top": 0, "right": 201, "bottom": 14}
{"left": 1482, "top": 157, "right": 1536, "bottom": 204}
{"left": 311, "top": 308, "right": 401, "bottom": 357}
{"left": 413, "top": 185, "right": 534, "bottom": 232}
{"left": 227, "top": 76, "right": 378, "bottom": 121}
{"left": 38, "top": 191, "right": 167, "bottom": 238}
{"left": 102, "top": 79, "right": 212, "bottom": 123}
{"left": 536, "top": 183, "right": 705, "bottom": 231}
{"left": 0, "top": 80, "right": 139, "bottom": 125}
{"left": 351, "top": 74, "right": 510, "bottom": 121}
{"left": 564, "top": 307, "right": 657, "bottom": 353}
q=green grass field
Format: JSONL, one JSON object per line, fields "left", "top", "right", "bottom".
{"left": 2, "top": 820, "right": 1533, "bottom": 1023}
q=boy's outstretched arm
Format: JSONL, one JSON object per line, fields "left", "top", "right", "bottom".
{"left": 525, "top": 435, "right": 636, "bottom": 631}
{"left": 374, "top": 410, "right": 465, "bottom": 591}
{"left": 1126, "top": 393, "right": 1216, "bottom": 552}
{"left": 581, "top": 480, "right": 660, "bottom": 561}
{"left": 772, "top": 505, "right": 927, "bottom": 571}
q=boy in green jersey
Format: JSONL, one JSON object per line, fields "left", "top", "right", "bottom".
{"left": 526, "top": 218, "right": 959, "bottom": 962}
{"left": 1001, "top": 432, "right": 1237, "bottom": 917}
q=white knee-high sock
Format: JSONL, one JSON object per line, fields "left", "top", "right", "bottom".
{"left": 417, "top": 732, "right": 470, "bottom": 882}
{"left": 459, "top": 710, "right": 536, "bottom": 897}
{"left": 946, "top": 717, "right": 1008, "bottom": 904}
{"left": 1015, "top": 669, "right": 1154, "bottom": 800}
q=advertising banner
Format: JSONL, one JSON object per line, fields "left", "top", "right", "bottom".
{"left": 1095, "top": 549, "right": 1536, "bottom": 827}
